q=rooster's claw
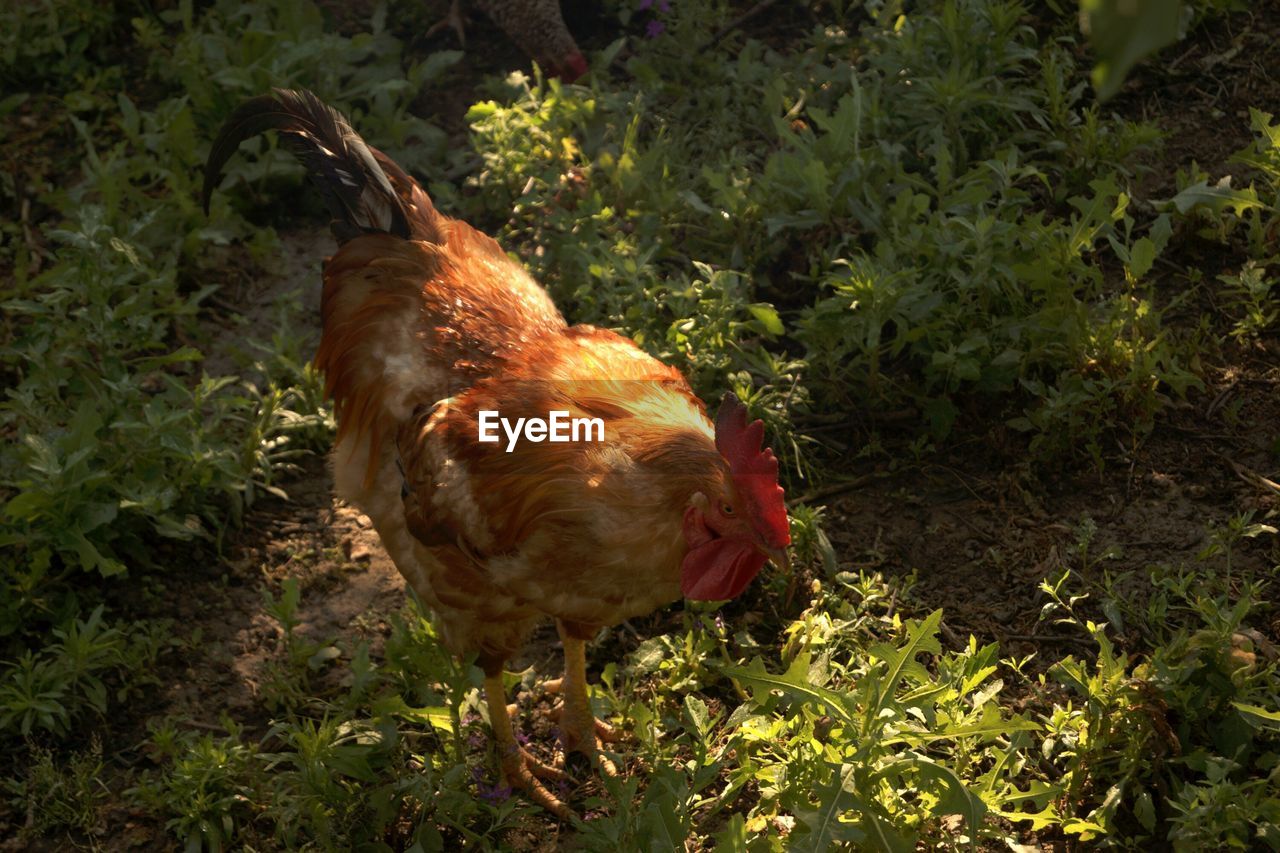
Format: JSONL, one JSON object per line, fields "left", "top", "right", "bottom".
{"left": 499, "top": 743, "right": 573, "bottom": 820}
{"left": 542, "top": 676, "right": 622, "bottom": 776}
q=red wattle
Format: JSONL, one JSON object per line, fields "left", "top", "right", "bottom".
{"left": 681, "top": 538, "right": 767, "bottom": 601}
{"left": 559, "top": 53, "right": 589, "bottom": 83}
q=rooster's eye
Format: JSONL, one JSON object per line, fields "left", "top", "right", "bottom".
{"left": 721, "top": 503, "right": 735, "bottom": 516}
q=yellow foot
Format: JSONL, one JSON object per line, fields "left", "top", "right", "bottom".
{"left": 542, "top": 677, "right": 621, "bottom": 776}
{"left": 497, "top": 742, "right": 572, "bottom": 820}
{"left": 484, "top": 671, "right": 575, "bottom": 819}
{"left": 541, "top": 677, "right": 622, "bottom": 741}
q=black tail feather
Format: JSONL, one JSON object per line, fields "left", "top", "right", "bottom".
{"left": 202, "top": 88, "right": 410, "bottom": 241}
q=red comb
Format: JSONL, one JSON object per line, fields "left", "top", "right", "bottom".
{"left": 714, "top": 393, "right": 790, "bottom": 549}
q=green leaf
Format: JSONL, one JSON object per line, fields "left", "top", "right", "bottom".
{"left": 923, "top": 397, "right": 957, "bottom": 439}
{"left": 678, "top": 189, "right": 715, "bottom": 215}
{"left": 888, "top": 706, "right": 1041, "bottom": 746}
{"left": 1160, "top": 178, "right": 1265, "bottom": 217}
{"left": 721, "top": 653, "right": 856, "bottom": 725}
{"left": 857, "top": 810, "right": 915, "bottom": 853}
{"left": 1062, "top": 815, "right": 1108, "bottom": 840}
{"left": 1081, "top": 0, "right": 1184, "bottom": 101}
{"left": 747, "top": 303, "right": 785, "bottom": 336}
{"left": 76, "top": 502, "right": 119, "bottom": 534}
{"left": 323, "top": 745, "right": 377, "bottom": 782}
{"left": 0, "top": 93, "right": 29, "bottom": 117}
{"left": 1148, "top": 213, "right": 1174, "bottom": 253}
{"left": 683, "top": 694, "right": 710, "bottom": 738}
{"left": 118, "top": 92, "right": 140, "bottom": 137}
{"left": 4, "top": 491, "right": 46, "bottom": 522}
{"left": 465, "top": 100, "right": 498, "bottom": 122}
{"left": 1232, "top": 701, "right": 1280, "bottom": 730}
{"left": 866, "top": 609, "right": 943, "bottom": 719}
{"left": 790, "top": 763, "right": 866, "bottom": 851}
{"left": 629, "top": 636, "right": 667, "bottom": 675}
{"left": 711, "top": 814, "right": 748, "bottom": 851}
{"left": 1127, "top": 237, "right": 1156, "bottom": 280}
{"left": 905, "top": 758, "right": 987, "bottom": 843}
{"left": 371, "top": 696, "right": 454, "bottom": 732}
{"left": 995, "top": 805, "right": 1061, "bottom": 832}
{"left": 71, "top": 530, "right": 125, "bottom": 577}
{"left": 66, "top": 401, "right": 104, "bottom": 447}
{"left": 1134, "top": 789, "right": 1156, "bottom": 832}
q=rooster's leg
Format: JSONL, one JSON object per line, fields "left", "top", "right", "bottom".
{"left": 425, "top": 0, "right": 467, "bottom": 45}
{"left": 482, "top": 670, "right": 571, "bottom": 819}
{"left": 542, "top": 677, "right": 619, "bottom": 743}
{"left": 549, "top": 621, "right": 619, "bottom": 776}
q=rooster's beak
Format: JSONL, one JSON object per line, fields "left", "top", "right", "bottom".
{"left": 764, "top": 546, "right": 790, "bottom": 574}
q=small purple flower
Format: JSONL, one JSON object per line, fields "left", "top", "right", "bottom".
{"left": 472, "top": 764, "right": 513, "bottom": 804}
{"left": 645, "top": 19, "right": 666, "bottom": 38}
{"left": 515, "top": 730, "right": 530, "bottom": 746}
{"left": 463, "top": 714, "right": 488, "bottom": 749}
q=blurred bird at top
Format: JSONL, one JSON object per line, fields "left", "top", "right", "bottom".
{"left": 429, "top": 0, "right": 589, "bottom": 82}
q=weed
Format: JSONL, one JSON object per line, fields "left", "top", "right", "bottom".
{"left": 0, "top": 607, "right": 173, "bottom": 737}
{"left": 131, "top": 720, "right": 259, "bottom": 852}
{"left": 3, "top": 738, "right": 106, "bottom": 840}
{"left": 1217, "top": 261, "right": 1278, "bottom": 344}
{"left": 1035, "top": 526, "right": 1280, "bottom": 844}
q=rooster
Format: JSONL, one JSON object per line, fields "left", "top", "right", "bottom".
{"left": 429, "top": 0, "right": 589, "bottom": 82}
{"left": 202, "top": 89, "right": 789, "bottom": 818}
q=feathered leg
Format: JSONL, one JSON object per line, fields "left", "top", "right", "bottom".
{"left": 482, "top": 668, "right": 571, "bottom": 819}
{"left": 544, "top": 621, "right": 619, "bottom": 776}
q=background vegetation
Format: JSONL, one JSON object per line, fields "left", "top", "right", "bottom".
{"left": 2, "top": 0, "right": 1277, "bottom": 848}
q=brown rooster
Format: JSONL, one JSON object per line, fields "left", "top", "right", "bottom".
{"left": 202, "top": 89, "right": 789, "bottom": 817}
{"left": 430, "top": 0, "right": 589, "bottom": 82}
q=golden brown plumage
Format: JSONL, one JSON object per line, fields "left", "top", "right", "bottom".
{"left": 203, "top": 89, "right": 789, "bottom": 818}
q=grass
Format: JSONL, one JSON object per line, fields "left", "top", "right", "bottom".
{"left": 2, "top": 0, "right": 1278, "bottom": 848}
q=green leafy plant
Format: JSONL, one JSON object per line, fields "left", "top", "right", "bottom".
{"left": 2, "top": 738, "right": 107, "bottom": 840}
{"left": 723, "top": 607, "right": 1058, "bottom": 848}
{"left": 132, "top": 720, "right": 260, "bottom": 853}
{"left": 0, "top": 607, "right": 172, "bottom": 737}
{"left": 1034, "top": 522, "right": 1280, "bottom": 845}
